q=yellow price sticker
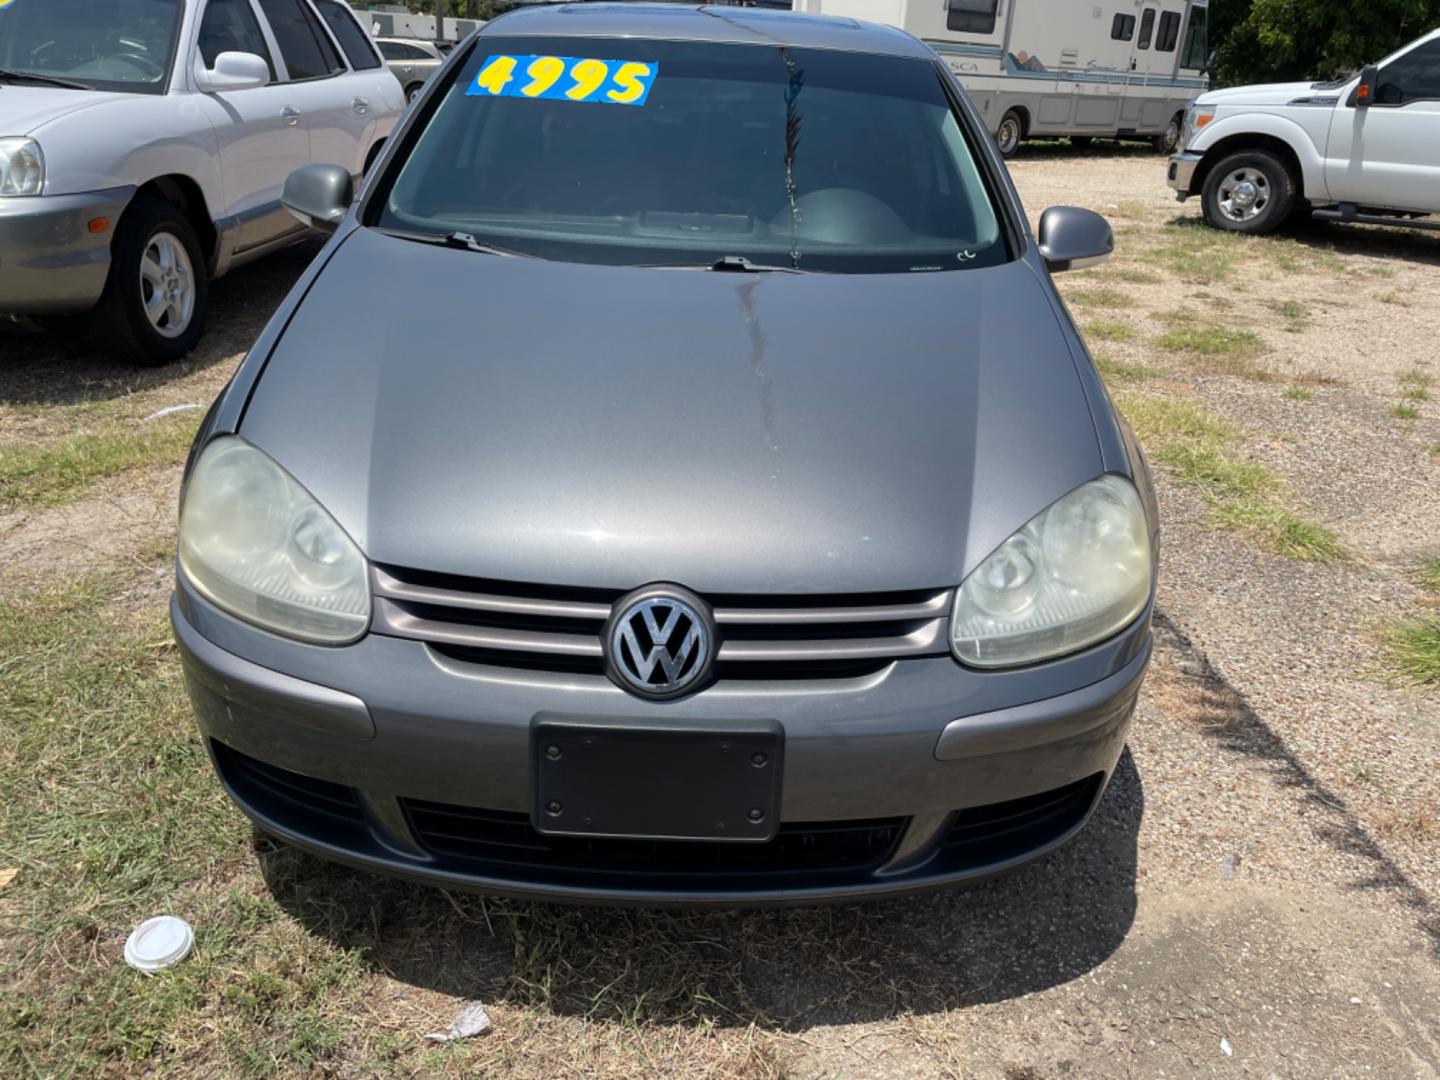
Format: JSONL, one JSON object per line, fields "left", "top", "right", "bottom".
{"left": 467, "top": 55, "right": 659, "bottom": 106}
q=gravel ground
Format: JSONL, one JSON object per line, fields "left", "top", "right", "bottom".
{"left": 2, "top": 147, "right": 1438, "bottom": 1077}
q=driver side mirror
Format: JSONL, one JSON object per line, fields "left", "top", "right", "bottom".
{"left": 1355, "top": 64, "right": 1378, "bottom": 108}
{"left": 283, "top": 164, "right": 353, "bottom": 234}
{"left": 1037, "top": 206, "right": 1114, "bottom": 273}
{"left": 195, "top": 51, "right": 270, "bottom": 93}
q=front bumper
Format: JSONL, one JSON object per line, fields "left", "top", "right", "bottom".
{"left": 0, "top": 186, "right": 134, "bottom": 315}
{"left": 1167, "top": 152, "right": 1203, "bottom": 199}
{"left": 173, "top": 579, "right": 1150, "bottom": 905}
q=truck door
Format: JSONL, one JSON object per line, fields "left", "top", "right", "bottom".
{"left": 1121, "top": 2, "right": 1185, "bottom": 131}
{"left": 1325, "top": 35, "right": 1440, "bottom": 212}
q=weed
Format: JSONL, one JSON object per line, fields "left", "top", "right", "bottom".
{"left": 1391, "top": 403, "right": 1421, "bottom": 421}
{"left": 1419, "top": 557, "right": 1440, "bottom": 594}
{"left": 1118, "top": 393, "right": 1345, "bottom": 561}
{"left": 1283, "top": 385, "right": 1314, "bottom": 402}
{"left": 1064, "top": 286, "right": 1129, "bottom": 309}
{"left": 1095, "top": 355, "right": 1165, "bottom": 382}
{"left": 1083, "top": 319, "right": 1139, "bottom": 343}
{"left": 1385, "top": 618, "right": 1440, "bottom": 686}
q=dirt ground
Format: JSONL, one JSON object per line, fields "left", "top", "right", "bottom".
{"left": 2, "top": 145, "right": 1439, "bottom": 1078}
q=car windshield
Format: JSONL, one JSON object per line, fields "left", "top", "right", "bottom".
{"left": 374, "top": 37, "right": 1007, "bottom": 274}
{"left": 0, "top": 0, "right": 182, "bottom": 93}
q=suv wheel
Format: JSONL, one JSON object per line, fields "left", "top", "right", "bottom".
{"left": 97, "top": 199, "right": 208, "bottom": 366}
{"left": 1200, "top": 150, "right": 1297, "bottom": 235}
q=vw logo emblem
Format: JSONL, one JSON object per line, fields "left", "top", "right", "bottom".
{"left": 606, "top": 586, "right": 713, "bottom": 699}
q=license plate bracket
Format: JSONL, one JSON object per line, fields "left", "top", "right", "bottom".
{"left": 532, "top": 718, "right": 782, "bottom": 842}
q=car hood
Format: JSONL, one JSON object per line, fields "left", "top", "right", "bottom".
{"left": 1197, "top": 81, "right": 1327, "bottom": 107}
{"left": 0, "top": 85, "right": 133, "bottom": 136}
{"left": 241, "top": 227, "right": 1104, "bottom": 594}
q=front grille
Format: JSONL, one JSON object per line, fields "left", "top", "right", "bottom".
{"left": 371, "top": 564, "right": 951, "bottom": 681}
{"left": 942, "top": 773, "right": 1102, "bottom": 865}
{"left": 404, "top": 799, "right": 906, "bottom": 881}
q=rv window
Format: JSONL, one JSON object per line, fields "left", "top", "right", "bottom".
{"left": 1110, "top": 14, "right": 1136, "bottom": 42}
{"left": 1156, "top": 11, "right": 1182, "bottom": 52}
{"left": 947, "top": 0, "right": 999, "bottom": 35}
{"left": 1180, "top": 6, "right": 1208, "bottom": 69}
{"left": 1137, "top": 9, "right": 1155, "bottom": 50}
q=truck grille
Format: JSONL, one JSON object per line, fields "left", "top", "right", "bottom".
{"left": 370, "top": 564, "right": 952, "bottom": 682}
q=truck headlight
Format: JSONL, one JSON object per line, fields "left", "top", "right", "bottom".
{"left": 1181, "top": 106, "right": 1214, "bottom": 150}
{"left": 951, "top": 476, "right": 1152, "bottom": 668}
{"left": 0, "top": 138, "right": 44, "bottom": 196}
{"left": 179, "top": 438, "right": 370, "bottom": 644}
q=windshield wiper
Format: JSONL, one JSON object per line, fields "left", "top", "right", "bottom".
{"left": 708, "top": 255, "right": 810, "bottom": 274}
{"left": 0, "top": 68, "right": 94, "bottom": 91}
{"left": 375, "top": 227, "right": 529, "bottom": 258}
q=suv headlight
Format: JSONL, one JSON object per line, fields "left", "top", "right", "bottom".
{"left": 0, "top": 138, "right": 44, "bottom": 196}
{"left": 951, "top": 476, "right": 1152, "bottom": 668}
{"left": 1180, "top": 106, "right": 1214, "bottom": 151}
{"left": 179, "top": 438, "right": 370, "bottom": 644}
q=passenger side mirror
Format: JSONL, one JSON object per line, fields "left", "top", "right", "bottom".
{"left": 1354, "top": 64, "right": 1378, "bottom": 107}
{"left": 195, "top": 51, "right": 270, "bottom": 93}
{"left": 1037, "top": 206, "right": 1114, "bottom": 273}
{"left": 283, "top": 164, "right": 353, "bottom": 234}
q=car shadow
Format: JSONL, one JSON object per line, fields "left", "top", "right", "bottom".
{"left": 1161, "top": 212, "right": 1440, "bottom": 267}
{"left": 254, "top": 750, "right": 1141, "bottom": 1029}
{"left": 0, "top": 237, "right": 325, "bottom": 408}
{"left": 1011, "top": 140, "right": 1163, "bottom": 162}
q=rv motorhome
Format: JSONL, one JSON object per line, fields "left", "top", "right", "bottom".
{"left": 793, "top": 0, "right": 1209, "bottom": 156}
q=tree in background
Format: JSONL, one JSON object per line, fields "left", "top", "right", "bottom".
{"left": 402, "top": 0, "right": 513, "bottom": 19}
{"left": 1210, "top": 0, "right": 1440, "bottom": 86}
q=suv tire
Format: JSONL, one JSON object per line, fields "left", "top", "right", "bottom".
{"left": 1200, "top": 149, "right": 1297, "bottom": 235}
{"left": 97, "top": 199, "right": 208, "bottom": 367}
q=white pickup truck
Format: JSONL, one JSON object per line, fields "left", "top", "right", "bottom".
{"left": 0, "top": 0, "right": 404, "bottom": 365}
{"left": 1167, "top": 27, "right": 1440, "bottom": 234}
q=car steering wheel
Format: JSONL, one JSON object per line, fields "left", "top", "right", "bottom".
{"left": 113, "top": 52, "right": 165, "bottom": 78}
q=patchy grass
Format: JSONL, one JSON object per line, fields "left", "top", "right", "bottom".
{"left": 1064, "top": 286, "right": 1129, "bottom": 309}
{"left": 1419, "top": 557, "right": 1440, "bottom": 594}
{"left": 1082, "top": 319, "right": 1139, "bottom": 343}
{"left": 1376, "top": 290, "right": 1409, "bottom": 307}
{"left": 1155, "top": 324, "right": 1263, "bottom": 357}
{"left": 1269, "top": 299, "right": 1309, "bottom": 333}
{"left": 1390, "top": 403, "right": 1422, "bottom": 421}
{"left": 0, "top": 412, "right": 198, "bottom": 511}
{"left": 1283, "top": 385, "right": 1314, "bottom": 402}
{"left": 1373, "top": 800, "right": 1440, "bottom": 844}
{"left": 1103, "top": 267, "right": 1165, "bottom": 285}
{"left": 1095, "top": 354, "right": 1165, "bottom": 383}
{"left": 1118, "top": 393, "right": 1345, "bottom": 561}
{"left": 1385, "top": 619, "right": 1440, "bottom": 686}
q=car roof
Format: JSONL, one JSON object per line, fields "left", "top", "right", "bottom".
{"left": 480, "top": 3, "right": 933, "bottom": 60}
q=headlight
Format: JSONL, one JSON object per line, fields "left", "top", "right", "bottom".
{"left": 951, "top": 476, "right": 1152, "bottom": 668}
{"left": 179, "top": 438, "right": 370, "bottom": 644}
{"left": 0, "top": 138, "right": 44, "bottom": 196}
{"left": 1180, "top": 106, "right": 1214, "bottom": 151}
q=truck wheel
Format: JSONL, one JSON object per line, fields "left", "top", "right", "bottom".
{"left": 1155, "top": 113, "right": 1183, "bottom": 154}
{"left": 97, "top": 198, "right": 208, "bottom": 367}
{"left": 995, "top": 110, "right": 1023, "bottom": 158}
{"left": 1200, "top": 150, "right": 1297, "bottom": 235}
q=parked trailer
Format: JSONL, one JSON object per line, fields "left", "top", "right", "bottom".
{"left": 793, "top": 0, "right": 1209, "bottom": 155}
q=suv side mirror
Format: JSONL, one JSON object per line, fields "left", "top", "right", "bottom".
{"left": 195, "top": 51, "right": 270, "bottom": 93}
{"left": 1037, "top": 206, "right": 1114, "bottom": 273}
{"left": 283, "top": 164, "right": 353, "bottom": 234}
{"left": 1355, "top": 64, "right": 1378, "bottom": 107}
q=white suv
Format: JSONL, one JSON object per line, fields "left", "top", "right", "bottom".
{"left": 0, "top": 0, "right": 405, "bottom": 365}
{"left": 1167, "top": 27, "right": 1440, "bottom": 235}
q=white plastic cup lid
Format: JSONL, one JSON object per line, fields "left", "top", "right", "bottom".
{"left": 124, "top": 916, "right": 194, "bottom": 975}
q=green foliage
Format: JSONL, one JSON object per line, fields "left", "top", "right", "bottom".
{"left": 1211, "top": 0, "right": 1440, "bottom": 86}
